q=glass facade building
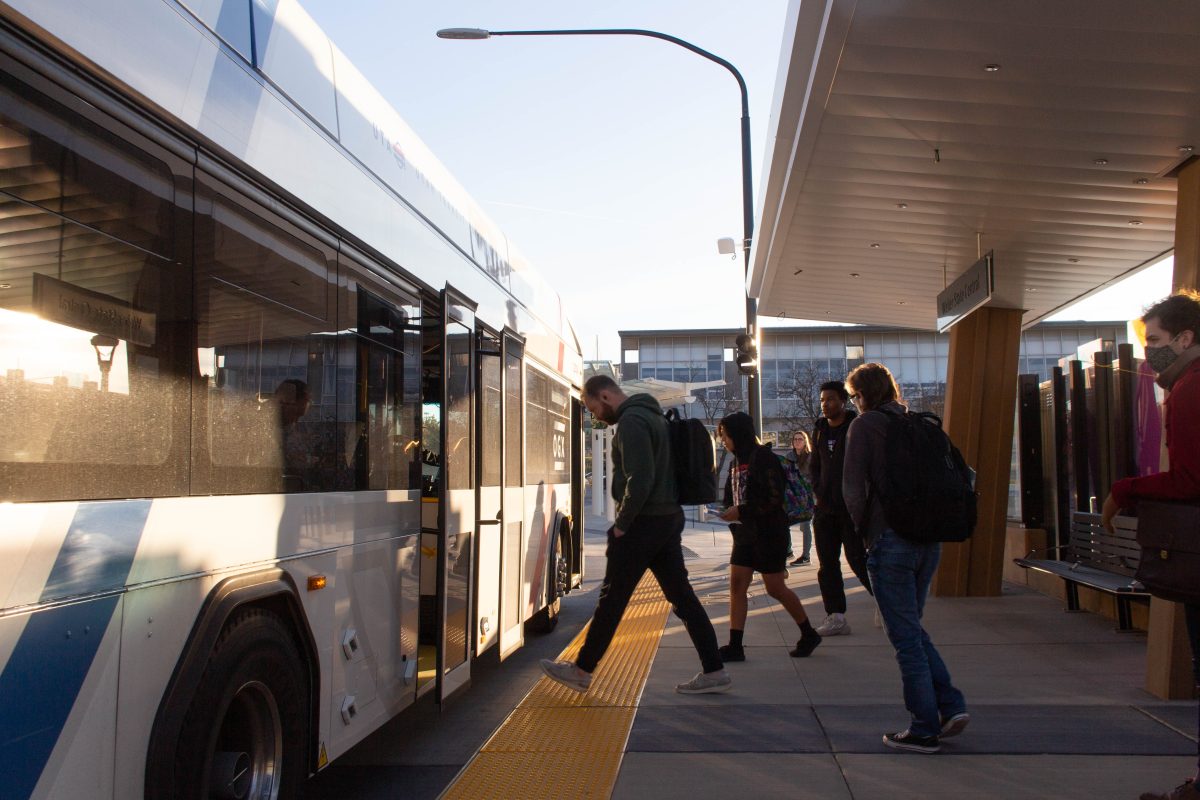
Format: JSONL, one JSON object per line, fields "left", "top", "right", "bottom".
{"left": 620, "top": 321, "right": 1127, "bottom": 435}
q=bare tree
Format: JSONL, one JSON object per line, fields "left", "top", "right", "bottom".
{"left": 693, "top": 385, "right": 745, "bottom": 430}
{"left": 902, "top": 382, "right": 947, "bottom": 418}
{"left": 773, "top": 361, "right": 827, "bottom": 434}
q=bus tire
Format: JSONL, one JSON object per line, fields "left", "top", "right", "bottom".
{"left": 172, "top": 608, "right": 308, "bottom": 800}
{"left": 527, "top": 527, "right": 569, "bottom": 635}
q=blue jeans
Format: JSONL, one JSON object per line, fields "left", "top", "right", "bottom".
{"left": 867, "top": 529, "right": 966, "bottom": 737}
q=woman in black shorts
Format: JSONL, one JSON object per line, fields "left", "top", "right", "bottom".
{"left": 716, "top": 412, "right": 823, "bottom": 662}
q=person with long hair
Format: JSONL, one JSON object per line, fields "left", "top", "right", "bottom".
{"left": 785, "top": 430, "right": 815, "bottom": 566}
{"left": 716, "top": 412, "right": 822, "bottom": 662}
{"left": 843, "top": 363, "right": 968, "bottom": 754}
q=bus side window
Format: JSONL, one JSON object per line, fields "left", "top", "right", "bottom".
{"left": 191, "top": 186, "right": 338, "bottom": 495}
{"left": 0, "top": 77, "right": 189, "bottom": 502}
{"left": 523, "top": 367, "right": 571, "bottom": 486}
{"left": 337, "top": 280, "right": 421, "bottom": 492}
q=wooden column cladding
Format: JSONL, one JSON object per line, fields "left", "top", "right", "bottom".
{"left": 1144, "top": 156, "right": 1200, "bottom": 699}
{"left": 1173, "top": 157, "right": 1200, "bottom": 292}
{"left": 935, "top": 306, "right": 1024, "bottom": 597}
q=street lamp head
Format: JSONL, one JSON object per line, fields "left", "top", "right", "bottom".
{"left": 90, "top": 334, "right": 119, "bottom": 365}
{"left": 436, "top": 28, "right": 491, "bottom": 40}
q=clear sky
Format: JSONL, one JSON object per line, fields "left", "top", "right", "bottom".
{"left": 299, "top": 0, "right": 1173, "bottom": 360}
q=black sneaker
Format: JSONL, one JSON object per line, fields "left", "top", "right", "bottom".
{"left": 789, "top": 555, "right": 810, "bottom": 566}
{"left": 883, "top": 730, "right": 940, "bottom": 754}
{"left": 718, "top": 644, "right": 746, "bottom": 662}
{"left": 940, "top": 711, "right": 970, "bottom": 738}
{"left": 789, "top": 632, "right": 822, "bottom": 658}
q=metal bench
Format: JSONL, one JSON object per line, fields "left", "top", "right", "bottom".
{"left": 1014, "top": 512, "right": 1149, "bottom": 630}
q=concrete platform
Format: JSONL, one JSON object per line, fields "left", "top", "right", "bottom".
{"left": 307, "top": 511, "right": 1197, "bottom": 799}
{"left": 615, "top": 512, "right": 1197, "bottom": 800}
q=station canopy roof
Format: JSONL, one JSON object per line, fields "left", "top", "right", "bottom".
{"left": 583, "top": 360, "right": 724, "bottom": 408}
{"left": 750, "top": 0, "right": 1200, "bottom": 331}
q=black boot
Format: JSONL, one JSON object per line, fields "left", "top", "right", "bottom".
{"left": 718, "top": 643, "right": 746, "bottom": 662}
{"left": 790, "top": 631, "right": 822, "bottom": 658}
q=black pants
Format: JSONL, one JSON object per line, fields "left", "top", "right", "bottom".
{"left": 1186, "top": 601, "right": 1200, "bottom": 772}
{"left": 576, "top": 509, "right": 723, "bottom": 674}
{"left": 813, "top": 506, "right": 872, "bottom": 615}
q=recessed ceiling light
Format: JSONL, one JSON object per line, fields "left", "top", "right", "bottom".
{"left": 1129, "top": 219, "right": 1144, "bottom": 226}
{"left": 983, "top": 64, "right": 1001, "bottom": 72}
{"left": 1067, "top": 258, "right": 1080, "bottom": 263}
{"left": 1134, "top": 177, "right": 1149, "bottom": 185}
{"left": 1093, "top": 158, "right": 1109, "bottom": 166}
{"left": 897, "top": 301, "right": 906, "bottom": 305}
{"left": 897, "top": 202, "right": 908, "bottom": 209}
{"left": 1025, "top": 287, "right": 1038, "bottom": 292}
{"left": 1179, "top": 145, "right": 1195, "bottom": 153}
{"left": 0, "top": 283, "right": 10, "bottom": 289}
{"left": 869, "top": 243, "right": 881, "bottom": 249}
{"left": 849, "top": 272, "right": 861, "bottom": 278}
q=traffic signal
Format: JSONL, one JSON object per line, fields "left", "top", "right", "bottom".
{"left": 734, "top": 333, "right": 757, "bottom": 376}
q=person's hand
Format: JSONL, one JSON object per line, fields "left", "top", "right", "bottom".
{"left": 612, "top": 526, "right": 626, "bottom": 538}
{"left": 720, "top": 506, "right": 739, "bottom": 522}
{"left": 1100, "top": 493, "right": 1121, "bottom": 534}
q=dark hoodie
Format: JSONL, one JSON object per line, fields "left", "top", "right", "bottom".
{"left": 811, "top": 409, "right": 857, "bottom": 510}
{"left": 612, "top": 393, "right": 679, "bottom": 530}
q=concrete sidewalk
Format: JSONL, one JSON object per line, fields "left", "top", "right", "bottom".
{"left": 595, "top": 513, "right": 1197, "bottom": 800}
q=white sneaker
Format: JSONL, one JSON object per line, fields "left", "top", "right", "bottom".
{"left": 540, "top": 658, "right": 592, "bottom": 693}
{"left": 675, "top": 669, "right": 733, "bottom": 694}
{"left": 815, "top": 613, "right": 851, "bottom": 636}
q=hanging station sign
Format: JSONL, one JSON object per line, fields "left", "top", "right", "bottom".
{"left": 936, "top": 252, "right": 994, "bottom": 333}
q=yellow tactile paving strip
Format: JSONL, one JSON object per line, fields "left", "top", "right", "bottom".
{"left": 440, "top": 573, "right": 670, "bottom": 800}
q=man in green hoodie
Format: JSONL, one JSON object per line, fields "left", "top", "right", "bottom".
{"left": 540, "top": 375, "right": 731, "bottom": 694}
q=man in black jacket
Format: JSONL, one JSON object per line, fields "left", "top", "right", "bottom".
{"left": 811, "top": 380, "right": 872, "bottom": 635}
{"left": 540, "top": 375, "right": 730, "bottom": 695}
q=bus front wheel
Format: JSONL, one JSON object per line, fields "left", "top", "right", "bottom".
{"left": 174, "top": 608, "right": 308, "bottom": 800}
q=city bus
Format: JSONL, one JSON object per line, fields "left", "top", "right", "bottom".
{"left": 0, "top": 0, "right": 585, "bottom": 797}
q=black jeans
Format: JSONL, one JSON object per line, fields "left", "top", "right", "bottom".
{"left": 813, "top": 506, "right": 872, "bottom": 615}
{"left": 576, "top": 509, "right": 723, "bottom": 674}
{"left": 1186, "top": 602, "right": 1200, "bottom": 772}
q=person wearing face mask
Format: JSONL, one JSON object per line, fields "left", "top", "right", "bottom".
{"left": 1101, "top": 290, "right": 1200, "bottom": 800}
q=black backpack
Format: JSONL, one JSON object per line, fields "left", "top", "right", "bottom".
{"left": 664, "top": 409, "right": 718, "bottom": 505}
{"left": 877, "top": 410, "right": 977, "bottom": 543}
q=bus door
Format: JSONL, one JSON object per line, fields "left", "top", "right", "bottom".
{"left": 474, "top": 328, "right": 503, "bottom": 656}
{"left": 438, "top": 288, "right": 475, "bottom": 702}
{"left": 498, "top": 334, "right": 525, "bottom": 658}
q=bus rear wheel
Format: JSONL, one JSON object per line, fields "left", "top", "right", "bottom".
{"left": 528, "top": 529, "right": 569, "bottom": 635}
{"left": 174, "top": 608, "right": 308, "bottom": 800}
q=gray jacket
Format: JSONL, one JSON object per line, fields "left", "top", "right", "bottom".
{"left": 842, "top": 401, "right": 906, "bottom": 548}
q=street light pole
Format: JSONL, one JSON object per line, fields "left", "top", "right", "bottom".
{"left": 437, "top": 27, "right": 762, "bottom": 434}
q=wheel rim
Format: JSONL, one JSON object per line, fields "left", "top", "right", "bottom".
{"left": 208, "top": 680, "right": 283, "bottom": 800}
{"left": 554, "top": 539, "right": 569, "bottom": 598}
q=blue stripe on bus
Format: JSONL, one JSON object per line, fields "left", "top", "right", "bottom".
{"left": 0, "top": 499, "right": 151, "bottom": 799}
{"left": 41, "top": 500, "right": 152, "bottom": 603}
{"left": 0, "top": 596, "right": 121, "bottom": 800}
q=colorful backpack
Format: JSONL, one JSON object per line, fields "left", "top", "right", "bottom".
{"left": 777, "top": 453, "right": 815, "bottom": 524}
